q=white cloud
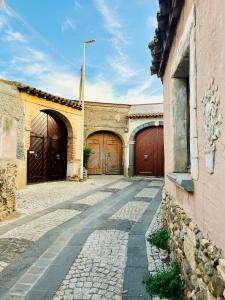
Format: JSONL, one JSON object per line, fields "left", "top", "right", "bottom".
{"left": 146, "top": 15, "right": 157, "bottom": 29}
{"left": 109, "top": 56, "right": 137, "bottom": 82}
{"left": 61, "top": 17, "right": 77, "bottom": 32}
{"left": 3, "top": 29, "right": 26, "bottom": 42}
{"left": 95, "top": 0, "right": 137, "bottom": 82}
{"left": 94, "top": 0, "right": 124, "bottom": 43}
{"left": 118, "top": 79, "right": 163, "bottom": 104}
{"left": 0, "top": 2, "right": 162, "bottom": 105}
{"left": 74, "top": 0, "right": 81, "bottom": 10}
{"left": 0, "top": 15, "right": 7, "bottom": 29}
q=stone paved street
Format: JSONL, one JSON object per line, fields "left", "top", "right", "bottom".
{"left": 0, "top": 176, "right": 164, "bottom": 299}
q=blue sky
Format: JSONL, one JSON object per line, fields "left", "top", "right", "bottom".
{"left": 0, "top": 0, "right": 162, "bottom": 103}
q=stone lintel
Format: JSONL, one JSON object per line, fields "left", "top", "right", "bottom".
{"left": 167, "top": 172, "right": 194, "bottom": 192}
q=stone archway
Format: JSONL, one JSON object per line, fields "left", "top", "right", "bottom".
{"left": 128, "top": 121, "right": 164, "bottom": 176}
{"left": 27, "top": 110, "right": 68, "bottom": 183}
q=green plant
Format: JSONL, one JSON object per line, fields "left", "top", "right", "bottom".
{"left": 145, "top": 261, "right": 184, "bottom": 300}
{"left": 147, "top": 228, "right": 170, "bottom": 251}
{"left": 83, "top": 147, "right": 91, "bottom": 168}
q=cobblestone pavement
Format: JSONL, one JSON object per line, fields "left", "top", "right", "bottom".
{"left": 145, "top": 206, "right": 169, "bottom": 300}
{"left": 54, "top": 230, "right": 129, "bottom": 300}
{"left": 145, "top": 206, "right": 168, "bottom": 274}
{"left": 0, "top": 176, "right": 164, "bottom": 300}
{"left": 74, "top": 192, "right": 113, "bottom": 206}
{"left": 110, "top": 201, "right": 149, "bottom": 222}
{"left": 2, "top": 209, "right": 81, "bottom": 241}
{"left": 15, "top": 176, "right": 122, "bottom": 217}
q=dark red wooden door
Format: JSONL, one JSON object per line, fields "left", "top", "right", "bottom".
{"left": 135, "top": 127, "right": 164, "bottom": 176}
{"left": 27, "top": 111, "right": 67, "bottom": 184}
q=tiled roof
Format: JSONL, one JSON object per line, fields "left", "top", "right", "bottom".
{"left": 128, "top": 112, "right": 163, "bottom": 119}
{"left": 149, "top": 0, "right": 185, "bottom": 77}
{"left": 2, "top": 80, "right": 82, "bottom": 110}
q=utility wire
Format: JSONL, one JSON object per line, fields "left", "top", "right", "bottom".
{"left": 0, "top": 0, "right": 79, "bottom": 69}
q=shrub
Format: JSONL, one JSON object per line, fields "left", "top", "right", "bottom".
{"left": 83, "top": 147, "right": 91, "bottom": 168}
{"left": 147, "top": 228, "right": 170, "bottom": 251}
{"left": 145, "top": 261, "right": 184, "bottom": 300}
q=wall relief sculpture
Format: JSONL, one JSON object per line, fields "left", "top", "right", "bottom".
{"left": 202, "top": 78, "right": 222, "bottom": 174}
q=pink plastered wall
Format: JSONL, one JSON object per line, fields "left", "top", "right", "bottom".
{"left": 163, "top": 0, "right": 225, "bottom": 252}
{"left": 0, "top": 114, "right": 17, "bottom": 161}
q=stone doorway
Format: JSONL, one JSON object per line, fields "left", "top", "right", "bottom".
{"left": 27, "top": 111, "right": 67, "bottom": 184}
{"left": 87, "top": 131, "right": 123, "bottom": 175}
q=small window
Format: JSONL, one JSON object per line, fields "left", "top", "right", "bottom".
{"left": 172, "top": 47, "right": 191, "bottom": 173}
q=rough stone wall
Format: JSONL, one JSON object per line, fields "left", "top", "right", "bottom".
{"left": 0, "top": 80, "right": 25, "bottom": 160}
{"left": 84, "top": 101, "right": 130, "bottom": 175}
{"left": 84, "top": 101, "right": 130, "bottom": 143}
{"left": 162, "top": 190, "right": 225, "bottom": 300}
{"left": 0, "top": 161, "right": 16, "bottom": 219}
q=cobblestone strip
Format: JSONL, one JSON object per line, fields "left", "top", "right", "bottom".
{"left": 110, "top": 201, "right": 149, "bottom": 222}
{"left": 135, "top": 188, "right": 159, "bottom": 198}
{"left": 145, "top": 206, "right": 168, "bottom": 274}
{"left": 54, "top": 230, "right": 129, "bottom": 300}
{"left": 145, "top": 206, "right": 168, "bottom": 300}
{"left": 148, "top": 181, "right": 164, "bottom": 187}
{"left": 74, "top": 192, "right": 112, "bottom": 206}
{"left": 108, "top": 181, "right": 132, "bottom": 190}
{"left": 1, "top": 209, "right": 81, "bottom": 241}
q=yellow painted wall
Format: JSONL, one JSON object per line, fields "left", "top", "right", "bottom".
{"left": 16, "top": 92, "right": 82, "bottom": 189}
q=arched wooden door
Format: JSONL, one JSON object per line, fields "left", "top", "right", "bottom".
{"left": 27, "top": 111, "right": 67, "bottom": 183}
{"left": 135, "top": 126, "right": 164, "bottom": 176}
{"left": 87, "top": 131, "right": 123, "bottom": 175}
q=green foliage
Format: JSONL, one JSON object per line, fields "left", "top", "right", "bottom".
{"left": 147, "top": 228, "right": 170, "bottom": 251}
{"left": 145, "top": 262, "right": 184, "bottom": 300}
{"left": 83, "top": 147, "right": 91, "bottom": 168}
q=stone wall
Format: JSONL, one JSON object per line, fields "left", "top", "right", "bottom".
{"left": 0, "top": 114, "right": 17, "bottom": 219}
{"left": 0, "top": 161, "right": 16, "bottom": 219}
{"left": 84, "top": 101, "right": 130, "bottom": 141}
{"left": 162, "top": 190, "right": 225, "bottom": 300}
{"left": 84, "top": 101, "right": 130, "bottom": 175}
{"left": 0, "top": 80, "right": 25, "bottom": 160}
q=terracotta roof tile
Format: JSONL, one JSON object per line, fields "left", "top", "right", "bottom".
{"left": 127, "top": 112, "right": 163, "bottom": 119}
{"left": 2, "top": 80, "right": 82, "bottom": 110}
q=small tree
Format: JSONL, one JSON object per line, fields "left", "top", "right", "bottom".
{"left": 83, "top": 147, "right": 91, "bottom": 168}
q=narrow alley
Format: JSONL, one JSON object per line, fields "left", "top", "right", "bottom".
{"left": 0, "top": 176, "right": 164, "bottom": 300}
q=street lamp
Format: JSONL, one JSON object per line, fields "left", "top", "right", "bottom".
{"left": 79, "top": 39, "right": 96, "bottom": 181}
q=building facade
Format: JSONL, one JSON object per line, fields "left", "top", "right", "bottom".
{"left": 84, "top": 101, "right": 164, "bottom": 177}
{"left": 0, "top": 80, "right": 82, "bottom": 189}
{"left": 150, "top": 0, "right": 225, "bottom": 298}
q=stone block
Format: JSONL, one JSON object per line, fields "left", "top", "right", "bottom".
{"left": 184, "top": 232, "right": 197, "bottom": 271}
{"left": 208, "top": 272, "right": 225, "bottom": 297}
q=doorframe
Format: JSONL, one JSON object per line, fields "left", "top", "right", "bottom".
{"left": 128, "top": 121, "right": 164, "bottom": 177}
{"left": 26, "top": 109, "right": 72, "bottom": 184}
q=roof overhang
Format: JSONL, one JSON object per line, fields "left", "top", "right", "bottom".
{"left": 149, "top": 0, "right": 185, "bottom": 78}
{"left": 1, "top": 80, "right": 82, "bottom": 110}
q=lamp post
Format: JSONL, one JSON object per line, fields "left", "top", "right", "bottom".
{"left": 79, "top": 39, "right": 95, "bottom": 181}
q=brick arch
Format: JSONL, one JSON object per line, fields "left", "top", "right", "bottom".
{"left": 26, "top": 108, "right": 77, "bottom": 182}
{"left": 86, "top": 128, "right": 125, "bottom": 147}
{"left": 128, "top": 120, "right": 164, "bottom": 176}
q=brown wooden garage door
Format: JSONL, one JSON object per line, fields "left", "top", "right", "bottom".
{"left": 135, "top": 126, "right": 164, "bottom": 176}
{"left": 87, "top": 132, "right": 123, "bottom": 175}
{"left": 27, "top": 111, "right": 67, "bottom": 184}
